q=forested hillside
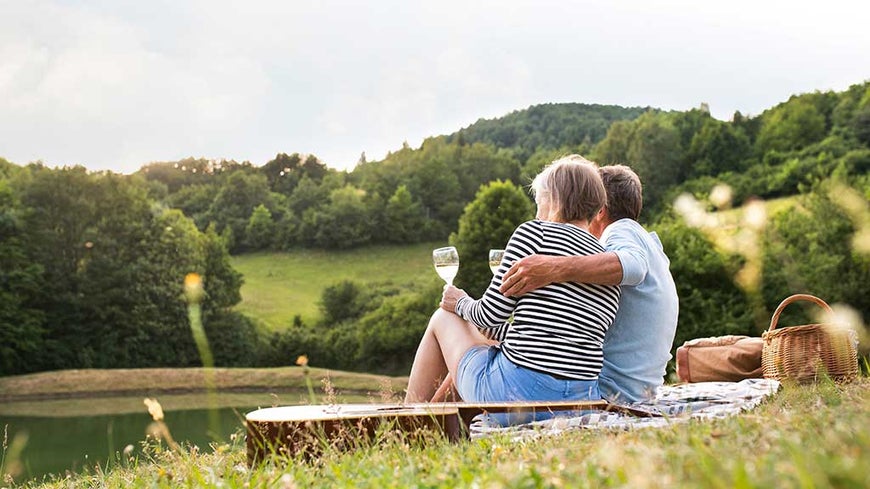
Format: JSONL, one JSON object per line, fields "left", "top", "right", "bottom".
{"left": 446, "top": 103, "right": 651, "bottom": 162}
{"left": 1, "top": 82, "right": 868, "bottom": 376}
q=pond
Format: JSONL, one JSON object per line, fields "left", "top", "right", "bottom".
{"left": 0, "top": 390, "right": 324, "bottom": 482}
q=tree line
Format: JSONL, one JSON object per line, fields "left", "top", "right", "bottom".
{"left": 1, "top": 83, "right": 868, "bottom": 376}
{"left": 0, "top": 164, "right": 260, "bottom": 374}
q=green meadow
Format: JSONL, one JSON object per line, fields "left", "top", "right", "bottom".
{"left": 230, "top": 196, "right": 799, "bottom": 331}
{"left": 229, "top": 196, "right": 799, "bottom": 331}
{"left": 230, "top": 242, "right": 442, "bottom": 329}
{"left": 9, "top": 378, "right": 868, "bottom": 488}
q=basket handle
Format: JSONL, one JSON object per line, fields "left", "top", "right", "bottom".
{"left": 768, "top": 294, "right": 834, "bottom": 332}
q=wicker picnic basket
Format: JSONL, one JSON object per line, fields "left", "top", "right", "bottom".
{"left": 761, "top": 294, "right": 859, "bottom": 383}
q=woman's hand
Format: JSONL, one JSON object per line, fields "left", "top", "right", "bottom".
{"left": 440, "top": 285, "right": 468, "bottom": 313}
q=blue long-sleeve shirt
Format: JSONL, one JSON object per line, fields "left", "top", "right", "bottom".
{"left": 597, "top": 218, "right": 679, "bottom": 402}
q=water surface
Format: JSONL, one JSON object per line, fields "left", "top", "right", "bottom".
{"left": 0, "top": 390, "right": 333, "bottom": 482}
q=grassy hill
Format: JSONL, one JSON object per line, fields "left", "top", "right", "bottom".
{"left": 230, "top": 242, "right": 441, "bottom": 329}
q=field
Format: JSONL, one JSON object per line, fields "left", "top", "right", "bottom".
{"left": 230, "top": 242, "right": 441, "bottom": 329}
{"left": 7, "top": 376, "right": 868, "bottom": 488}
{"left": 229, "top": 196, "right": 803, "bottom": 331}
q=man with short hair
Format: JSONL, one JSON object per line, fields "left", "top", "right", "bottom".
{"left": 500, "top": 164, "right": 678, "bottom": 403}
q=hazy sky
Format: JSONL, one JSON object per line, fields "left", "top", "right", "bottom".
{"left": 2, "top": 1, "right": 869, "bottom": 173}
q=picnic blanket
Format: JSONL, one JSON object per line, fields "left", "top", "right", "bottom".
{"left": 469, "top": 378, "right": 781, "bottom": 439}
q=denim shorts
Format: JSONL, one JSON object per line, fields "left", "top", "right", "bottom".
{"left": 456, "top": 345, "right": 602, "bottom": 426}
{"left": 456, "top": 345, "right": 601, "bottom": 403}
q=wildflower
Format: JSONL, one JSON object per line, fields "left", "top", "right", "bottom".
{"left": 296, "top": 354, "right": 316, "bottom": 403}
{"left": 184, "top": 273, "right": 205, "bottom": 303}
{"left": 709, "top": 184, "right": 733, "bottom": 210}
{"left": 280, "top": 473, "right": 297, "bottom": 489}
{"left": 851, "top": 228, "right": 870, "bottom": 254}
{"left": 742, "top": 199, "right": 767, "bottom": 231}
{"left": 491, "top": 444, "right": 504, "bottom": 463}
{"left": 674, "top": 194, "right": 708, "bottom": 227}
{"left": 144, "top": 398, "right": 164, "bottom": 422}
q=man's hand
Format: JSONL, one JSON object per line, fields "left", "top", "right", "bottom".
{"left": 440, "top": 285, "right": 469, "bottom": 312}
{"left": 499, "top": 254, "right": 562, "bottom": 296}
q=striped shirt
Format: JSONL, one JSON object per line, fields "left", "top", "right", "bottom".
{"left": 455, "top": 220, "right": 620, "bottom": 380}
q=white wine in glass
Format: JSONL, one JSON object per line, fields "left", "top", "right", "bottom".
{"left": 432, "top": 246, "right": 459, "bottom": 286}
{"left": 488, "top": 249, "right": 505, "bottom": 275}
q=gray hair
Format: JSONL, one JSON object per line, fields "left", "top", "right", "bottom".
{"left": 599, "top": 164, "right": 643, "bottom": 221}
{"left": 531, "top": 155, "right": 606, "bottom": 223}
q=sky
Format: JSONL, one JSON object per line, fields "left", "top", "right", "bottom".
{"left": 1, "top": 1, "right": 869, "bottom": 174}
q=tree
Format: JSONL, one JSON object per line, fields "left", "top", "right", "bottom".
{"left": 319, "top": 280, "right": 366, "bottom": 325}
{"left": 7, "top": 165, "right": 249, "bottom": 372}
{"left": 287, "top": 175, "right": 328, "bottom": 216}
{"left": 18, "top": 166, "right": 101, "bottom": 368}
{"left": 654, "top": 217, "right": 755, "bottom": 351}
{"left": 166, "top": 183, "right": 219, "bottom": 229}
{"left": 0, "top": 179, "right": 45, "bottom": 375}
{"left": 300, "top": 185, "right": 373, "bottom": 249}
{"left": 625, "top": 112, "right": 686, "bottom": 212}
{"left": 354, "top": 287, "right": 437, "bottom": 374}
{"left": 591, "top": 119, "right": 633, "bottom": 165}
{"left": 301, "top": 154, "right": 328, "bottom": 181}
{"left": 206, "top": 171, "right": 273, "bottom": 252}
{"left": 450, "top": 180, "right": 534, "bottom": 295}
{"left": 245, "top": 204, "right": 276, "bottom": 250}
{"left": 852, "top": 104, "right": 870, "bottom": 147}
{"left": 448, "top": 102, "right": 648, "bottom": 163}
{"left": 0, "top": 157, "right": 22, "bottom": 179}
{"left": 383, "top": 185, "right": 427, "bottom": 243}
{"left": 762, "top": 183, "right": 870, "bottom": 324}
{"left": 200, "top": 225, "right": 243, "bottom": 311}
{"left": 687, "top": 118, "right": 751, "bottom": 176}
{"left": 261, "top": 153, "right": 302, "bottom": 196}
{"left": 407, "top": 157, "right": 464, "bottom": 226}
{"left": 755, "top": 98, "right": 827, "bottom": 154}
{"left": 671, "top": 108, "right": 711, "bottom": 157}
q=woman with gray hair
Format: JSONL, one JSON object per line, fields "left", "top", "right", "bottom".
{"left": 405, "top": 155, "right": 620, "bottom": 404}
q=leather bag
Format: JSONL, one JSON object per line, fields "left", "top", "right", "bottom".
{"left": 676, "top": 335, "right": 763, "bottom": 383}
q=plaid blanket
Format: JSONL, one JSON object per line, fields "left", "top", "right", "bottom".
{"left": 470, "top": 378, "right": 781, "bottom": 439}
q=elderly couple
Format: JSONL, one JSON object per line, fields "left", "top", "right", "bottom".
{"left": 405, "top": 155, "right": 679, "bottom": 406}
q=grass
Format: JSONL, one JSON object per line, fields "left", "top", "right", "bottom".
{"left": 9, "top": 377, "right": 869, "bottom": 488}
{"left": 230, "top": 242, "right": 441, "bottom": 329}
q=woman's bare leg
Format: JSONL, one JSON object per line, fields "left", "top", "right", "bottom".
{"left": 430, "top": 374, "right": 458, "bottom": 402}
{"left": 404, "top": 313, "right": 449, "bottom": 403}
{"left": 404, "top": 309, "right": 488, "bottom": 403}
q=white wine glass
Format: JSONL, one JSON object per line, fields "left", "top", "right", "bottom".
{"left": 488, "top": 249, "right": 505, "bottom": 275}
{"left": 433, "top": 246, "right": 459, "bottom": 286}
